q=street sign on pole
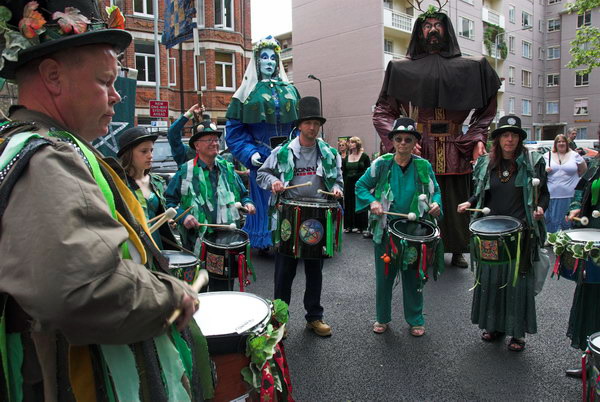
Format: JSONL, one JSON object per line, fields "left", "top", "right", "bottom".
{"left": 149, "top": 100, "right": 169, "bottom": 118}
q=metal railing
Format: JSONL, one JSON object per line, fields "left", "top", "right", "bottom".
{"left": 384, "top": 8, "right": 414, "bottom": 34}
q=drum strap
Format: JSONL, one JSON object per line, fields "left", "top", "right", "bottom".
{"left": 293, "top": 206, "right": 302, "bottom": 258}
{"left": 583, "top": 350, "right": 589, "bottom": 401}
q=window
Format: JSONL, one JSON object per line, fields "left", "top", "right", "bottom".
{"left": 215, "top": 52, "right": 234, "bottom": 90}
{"left": 523, "top": 127, "right": 532, "bottom": 137}
{"left": 575, "top": 71, "right": 589, "bottom": 86}
{"left": 522, "top": 99, "right": 532, "bottom": 115}
{"left": 548, "top": 18, "right": 560, "bottom": 32}
{"left": 458, "top": 17, "right": 474, "bottom": 39}
{"left": 384, "top": 39, "right": 394, "bottom": 53}
{"left": 538, "top": 19, "right": 543, "bottom": 32}
{"left": 383, "top": 0, "right": 392, "bottom": 9}
{"left": 134, "top": 0, "right": 153, "bottom": 16}
{"left": 168, "top": 56, "right": 176, "bottom": 86}
{"left": 135, "top": 43, "right": 156, "bottom": 84}
{"left": 548, "top": 0, "right": 561, "bottom": 3}
{"left": 577, "top": 11, "right": 591, "bottom": 28}
{"left": 522, "top": 40, "right": 532, "bottom": 59}
{"left": 547, "top": 73, "right": 559, "bottom": 87}
{"left": 460, "top": 0, "right": 474, "bottom": 4}
{"left": 522, "top": 70, "right": 532, "bottom": 87}
{"left": 577, "top": 127, "right": 588, "bottom": 139}
{"left": 214, "top": 0, "right": 234, "bottom": 29}
{"left": 508, "top": 97, "right": 515, "bottom": 114}
{"left": 535, "top": 127, "right": 542, "bottom": 140}
{"left": 547, "top": 46, "right": 560, "bottom": 60}
{"left": 508, "top": 35, "right": 515, "bottom": 54}
{"left": 197, "top": 0, "right": 205, "bottom": 27}
{"left": 546, "top": 101, "right": 559, "bottom": 114}
{"left": 508, "top": 66, "right": 516, "bottom": 84}
{"left": 574, "top": 99, "right": 588, "bottom": 115}
{"left": 537, "top": 102, "right": 544, "bottom": 114}
{"left": 522, "top": 11, "right": 532, "bottom": 28}
{"left": 196, "top": 55, "right": 207, "bottom": 90}
{"left": 509, "top": 5, "right": 515, "bottom": 23}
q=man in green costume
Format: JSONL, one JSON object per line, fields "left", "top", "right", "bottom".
{"left": 356, "top": 117, "right": 443, "bottom": 336}
{"left": 0, "top": 1, "right": 212, "bottom": 400}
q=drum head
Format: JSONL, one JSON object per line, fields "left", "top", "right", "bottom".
{"left": 280, "top": 197, "right": 339, "bottom": 208}
{"left": 161, "top": 250, "right": 198, "bottom": 267}
{"left": 469, "top": 215, "right": 522, "bottom": 235}
{"left": 203, "top": 229, "right": 249, "bottom": 247}
{"left": 590, "top": 332, "right": 600, "bottom": 352}
{"left": 389, "top": 218, "right": 438, "bottom": 241}
{"left": 194, "top": 292, "right": 271, "bottom": 336}
{"left": 563, "top": 229, "right": 600, "bottom": 245}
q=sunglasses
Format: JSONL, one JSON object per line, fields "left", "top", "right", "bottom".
{"left": 393, "top": 136, "right": 414, "bottom": 144}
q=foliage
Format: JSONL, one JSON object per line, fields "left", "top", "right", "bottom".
{"left": 483, "top": 25, "right": 507, "bottom": 60}
{"left": 547, "top": 231, "right": 600, "bottom": 262}
{"left": 566, "top": 0, "right": 600, "bottom": 75}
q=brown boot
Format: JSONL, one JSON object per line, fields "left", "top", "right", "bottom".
{"left": 451, "top": 253, "right": 468, "bottom": 268}
{"left": 306, "top": 320, "right": 332, "bottom": 337}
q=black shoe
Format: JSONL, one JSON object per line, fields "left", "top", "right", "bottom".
{"left": 451, "top": 253, "right": 468, "bottom": 268}
{"left": 565, "top": 368, "right": 583, "bottom": 378}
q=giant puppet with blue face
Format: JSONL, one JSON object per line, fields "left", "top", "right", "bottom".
{"left": 225, "top": 35, "right": 301, "bottom": 250}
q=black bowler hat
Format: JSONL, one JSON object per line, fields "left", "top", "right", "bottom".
{"left": 388, "top": 117, "right": 422, "bottom": 140}
{"left": 117, "top": 127, "right": 158, "bottom": 157}
{"left": 297, "top": 96, "right": 326, "bottom": 125}
{"left": 0, "top": 0, "right": 132, "bottom": 79}
{"left": 491, "top": 115, "right": 527, "bottom": 139}
{"left": 189, "top": 118, "right": 222, "bottom": 147}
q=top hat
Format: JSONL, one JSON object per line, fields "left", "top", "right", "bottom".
{"left": 388, "top": 117, "right": 422, "bottom": 140}
{"left": 117, "top": 127, "right": 158, "bottom": 157}
{"left": 189, "top": 118, "right": 222, "bottom": 147}
{"left": 491, "top": 115, "right": 527, "bottom": 140}
{"left": 0, "top": 0, "right": 132, "bottom": 79}
{"left": 297, "top": 96, "right": 326, "bottom": 125}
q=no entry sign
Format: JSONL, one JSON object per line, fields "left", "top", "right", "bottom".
{"left": 149, "top": 100, "right": 169, "bottom": 118}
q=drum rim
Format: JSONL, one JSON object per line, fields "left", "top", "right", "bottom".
{"left": 589, "top": 332, "right": 600, "bottom": 354}
{"left": 195, "top": 291, "right": 272, "bottom": 335}
{"left": 279, "top": 197, "right": 339, "bottom": 208}
{"left": 202, "top": 228, "right": 249, "bottom": 249}
{"left": 469, "top": 215, "right": 523, "bottom": 236}
{"left": 561, "top": 228, "right": 600, "bottom": 245}
{"left": 161, "top": 250, "right": 199, "bottom": 267}
{"left": 388, "top": 218, "right": 440, "bottom": 242}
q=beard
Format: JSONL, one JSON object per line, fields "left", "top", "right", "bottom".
{"left": 423, "top": 31, "right": 445, "bottom": 52}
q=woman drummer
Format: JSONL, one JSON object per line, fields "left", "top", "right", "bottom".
{"left": 118, "top": 127, "right": 177, "bottom": 250}
{"left": 457, "top": 115, "right": 548, "bottom": 352}
{"left": 356, "top": 117, "right": 443, "bottom": 336}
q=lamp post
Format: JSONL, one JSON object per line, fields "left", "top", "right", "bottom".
{"left": 307, "top": 74, "right": 325, "bottom": 138}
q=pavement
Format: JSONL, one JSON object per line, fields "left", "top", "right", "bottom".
{"left": 242, "top": 232, "right": 583, "bottom": 401}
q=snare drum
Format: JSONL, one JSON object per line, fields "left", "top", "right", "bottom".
{"left": 200, "top": 228, "right": 253, "bottom": 288}
{"left": 387, "top": 218, "right": 440, "bottom": 273}
{"left": 276, "top": 197, "right": 342, "bottom": 259}
{"left": 194, "top": 292, "right": 272, "bottom": 401}
{"left": 469, "top": 216, "right": 523, "bottom": 263}
{"left": 161, "top": 250, "right": 199, "bottom": 284}
{"left": 583, "top": 332, "right": 600, "bottom": 401}
{"left": 557, "top": 229, "right": 600, "bottom": 284}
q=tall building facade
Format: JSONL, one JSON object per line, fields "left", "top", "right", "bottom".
{"left": 291, "top": 0, "right": 599, "bottom": 154}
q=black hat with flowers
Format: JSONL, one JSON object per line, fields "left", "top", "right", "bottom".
{"left": 0, "top": 0, "right": 132, "bottom": 79}
{"left": 388, "top": 117, "right": 422, "bottom": 140}
{"left": 189, "top": 118, "right": 222, "bottom": 147}
{"left": 491, "top": 115, "right": 527, "bottom": 140}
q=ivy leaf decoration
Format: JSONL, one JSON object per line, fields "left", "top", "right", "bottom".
{"left": 19, "top": 1, "right": 46, "bottom": 39}
{"left": 272, "top": 299, "right": 289, "bottom": 325}
{"left": 547, "top": 232, "right": 558, "bottom": 245}
{"left": 0, "top": 6, "right": 12, "bottom": 24}
{"left": 53, "top": 7, "right": 90, "bottom": 35}
{"left": 106, "top": 6, "right": 125, "bottom": 30}
{"left": 3, "top": 30, "right": 31, "bottom": 61}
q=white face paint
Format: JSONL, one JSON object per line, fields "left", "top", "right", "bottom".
{"left": 259, "top": 48, "right": 277, "bottom": 79}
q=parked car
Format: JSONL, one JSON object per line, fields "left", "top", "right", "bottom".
{"left": 152, "top": 138, "right": 178, "bottom": 183}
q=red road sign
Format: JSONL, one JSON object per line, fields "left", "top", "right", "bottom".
{"left": 149, "top": 100, "right": 169, "bottom": 118}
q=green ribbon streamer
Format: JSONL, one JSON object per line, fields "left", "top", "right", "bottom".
{"left": 336, "top": 214, "right": 344, "bottom": 252}
{"left": 512, "top": 231, "right": 522, "bottom": 287}
{"left": 6, "top": 334, "right": 23, "bottom": 402}
{"left": 0, "top": 296, "right": 10, "bottom": 402}
{"left": 591, "top": 178, "right": 600, "bottom": 206}
{"left": 154, "top": 334, "right": 190, "bottom": 402}
{"left": 325, "top": 209, "right": 334, "bottom": 257}
{"left": 100, "top": 345, "right": 141, "bottom": 402}
{"left": 187, "top": 321, "right": 214, "bottom": 400}
{"left": 246, "top": 243, "right": 256, "bottom": 281}
{"left": 99, "top": 351, "right": 117, "bottom": 402}
{"left": 0, "top": 132, "right": 42, "bottom": 171}
{"left": 170, "top": 327, "right": 193, "bottom": 380}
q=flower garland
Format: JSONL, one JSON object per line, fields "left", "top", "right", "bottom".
{"left": 253, "top": 35, "right": 281, "bottom": 55}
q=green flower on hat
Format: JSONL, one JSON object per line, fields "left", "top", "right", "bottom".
{"left": 252, "top": 35, "right": 281, "bottom": 54}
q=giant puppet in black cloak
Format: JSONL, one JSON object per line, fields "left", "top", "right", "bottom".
{"left": 372, "top": 8, "right": 501, "bottom": 260}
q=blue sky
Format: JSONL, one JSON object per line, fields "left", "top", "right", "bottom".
{"left": 251, "top": 0, "right": 292, "bottom": 41}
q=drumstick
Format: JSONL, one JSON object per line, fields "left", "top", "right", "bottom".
{"left": 284, "top": 181, "right": 312, "bottom": 191}
{"left": 165, "top": 269, "right": 209, "bottom": 326}
{"left": 148, "top": 211, "right": 166, "bottom": 224}
{"left": 465, "top": 207, "right": 491, "bottom": 215}
{"left": 173, "top": 206, "right": 194, "bottom": 223}
{"left": 592, "top": 210, "right": 600, "bottom": 219}
{"left": 317, "top": 189, "right": 337, "bottom": 197}
{"left": 149, "top": 208, "right": 177, "bottom": 234}
{"left": 196, "top": 222, "right": 237, "bottom": 230}
{"left": 573, "top": 216, "right": 589, "bottom": 226}
{"left": 383, "top": 211, "right": 417, "bottom": 221}
{"left": 532, "top": 178, "right": 540, "bottom": 206}
{"left": 234, "top": 201, "right": 248, "bottom": 213}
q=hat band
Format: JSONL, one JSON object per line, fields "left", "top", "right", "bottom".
{"left": 40, "top": 22, "right": 109, "bottom": 43}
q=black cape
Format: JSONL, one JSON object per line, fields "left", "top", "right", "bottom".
{"left": 379, "top": 13, "right": 501, "bottom": 111}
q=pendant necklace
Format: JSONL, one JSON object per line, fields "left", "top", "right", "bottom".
{"left": 499, "top": 160, "right": 513, "bottom": 183}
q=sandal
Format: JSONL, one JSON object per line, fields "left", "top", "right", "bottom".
{"left": 481, "top": 331, "right": 504, "bottom": 342}
{"left": 409, "top": 326, "right": 425, "bottom": 337}
{"left": 373, "top": 322, "right": 388, "bottom": 334}
{"left": 507, "top": 337, "right": 525, "bottom": 352}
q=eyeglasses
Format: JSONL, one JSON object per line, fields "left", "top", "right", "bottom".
{"left": 393, "top": 136, "right": 413, "bottom": 144}
{"left": 196, "top": 138, "right": 220, "bottom": 143}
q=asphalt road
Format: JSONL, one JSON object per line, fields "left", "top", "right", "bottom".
{"left": 243, "top": 232, "right": 584, "bottom": 401}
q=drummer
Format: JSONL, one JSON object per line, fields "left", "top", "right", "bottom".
{"left": 165, "top": 118, "right": 256, "bottom": 291}
{"left": 457, "top": 115, "right": 548, "bottom": 352}
{"left": 564, "top": 149, "right": 600, "bottom": 378}
{"left": 257, "top": 96, "right": 343, "bottom": 337}
{"left": 355, "top": 117, "right": 442, "bottom": 336}
{"left": 117, "top": 127, "right": 177, "bottom": 249}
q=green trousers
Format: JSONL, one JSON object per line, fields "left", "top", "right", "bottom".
{"left": 374, "top": 241, "right": 424, "bottom": 326}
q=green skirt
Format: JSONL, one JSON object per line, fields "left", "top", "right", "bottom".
{"left": 567, "top": 282, "right": 600, "bottom": 351}
{"left": 471, "top": 262, "right": 537, "bottom": 339}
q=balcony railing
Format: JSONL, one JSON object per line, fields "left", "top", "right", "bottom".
{"left": 482, "top": 42, "right": 502, "bottom": 59}
{"left": 482, "top": 7, "right": 505, "bottom": 28}
{"left": 384, "top": 8, "right": 414, "bottom": 34}
{"left": 280, "top": 47, "right": 293, "bottom": 61}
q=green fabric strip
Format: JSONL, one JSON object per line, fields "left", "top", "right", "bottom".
{"left": 325, "top": 209, "right": 334, "bottom": 257}
{"left": 0, "top": 132, "right": 42, "bottom": 171}
{"left": 187, "top": 321, "right": 214, "bottom": 400}
{"left": 246, "top": 243, "right": 256, "bottom": 282}
{"left": 513, "top": 231, "right": 522, "bottom": 287}
{"left": 154, "top": 334, "right": 190, "bottom": 402}
{"left": 591, "top": 178, "right": 600, "bottom": 206}
{"left": 6, "top": 334, "right": 23, "bottom": 402}
{"left": 99, "top": 351, "right": 117, "bottom": 402}
{"left": 170, "top": 327, "right": 193, "bottom": 380}
{"left": 100, "top": 345, "right": 140, "bottom": 402}
{"left": 0, "top": 296, "right": 10, "bottom": 402}
{"left": 337, "top": 214, "right": 344, "bottom": 252}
